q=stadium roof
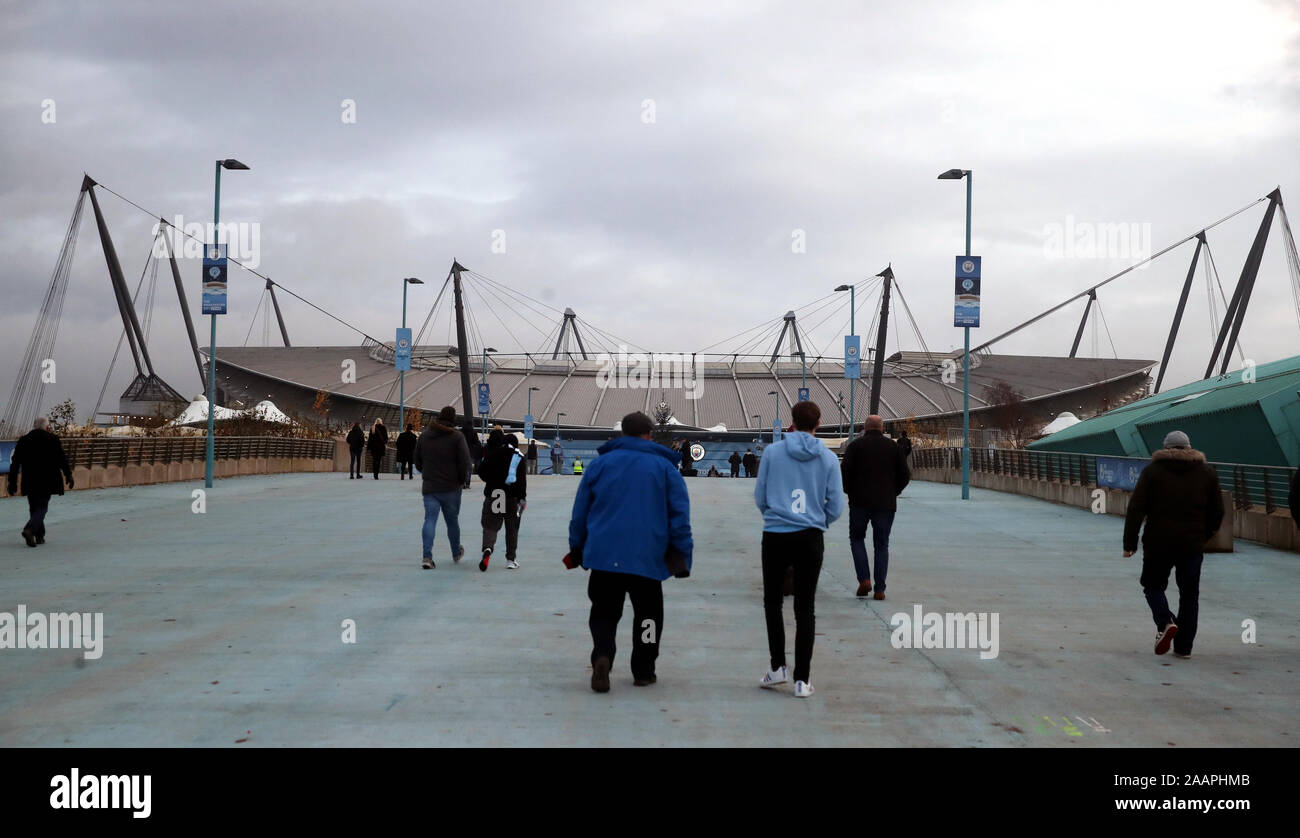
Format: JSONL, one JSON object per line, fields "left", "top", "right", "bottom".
{"left": 211, "top": 345, "right": 1155, "bottom": 430}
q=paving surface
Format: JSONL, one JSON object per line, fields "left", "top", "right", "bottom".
{"left": 1, "top": 473, "right": 1296, "bottom": 747}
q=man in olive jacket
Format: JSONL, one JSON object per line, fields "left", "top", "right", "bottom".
{"left": 839, "top": 415, "right": 910, "bottom": 599}
{"left": 6, "top": 417, "right": 74, "bottom": 547}
{"left": 413, "top": 406, "right": 471, "bottom": 569}
{"left": 1123, "top": 430, "right": 1224, "bottom": 658}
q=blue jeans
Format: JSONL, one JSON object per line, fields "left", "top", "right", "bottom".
{"left": 848, "top": 507, "right": 895, "bottom": 590}
{"left": 422, "top": 490, "right": 463, "bottom": 560}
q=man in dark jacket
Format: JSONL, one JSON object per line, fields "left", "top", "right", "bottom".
{"left": 526, "top": 439, "right": 538, "bottom": 475}
{"left": 477, "top": 429, "right": 527, "bottom": 571}
{"left": 1124, "top": 430, "right": 1225, "bottom": 658}
{"left": 367, "top": 419, "right": 389, "bottom": 479}
{"left": 742, "top": 449, "right": 757, "bottom": 478}
{"left": 395, "top": 424, "right": 418, "bottom": 480}
{"left": 346, "top": 421, "right": 365, "bottom": 479}
{"left": 840, "top": 414, "right": 910, "bottom": 599}
{"left": 729, "top": 450, "right": 742, "bottom": 478}
{"left": 897, "top": 430, "right": 914, "bottom": 470}
{"left": 6, "top": 417, "right": 74, "bottom": 547}
{"left": 567, "top": 411, "right": 693, "bottom": 692}
{"left": 413, "top": 406, "right": 471, "bottom": 569}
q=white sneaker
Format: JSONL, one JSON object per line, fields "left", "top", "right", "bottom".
{"left": 794, "top": 680, "right": 815, "bottom": 698}
{"left": 506, "top": 560, "right": 520, "bottom": 570}
{"left": 760, "top": 665, "right": 789, "bottom": 688}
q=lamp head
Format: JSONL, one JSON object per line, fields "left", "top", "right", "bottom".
{"left": 220, "top": 159, "right": 250, "bottom": 170}
{"left": 937, "top": 168, "right": 968, "bottom": 180}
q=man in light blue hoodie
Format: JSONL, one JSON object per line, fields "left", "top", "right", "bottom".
{"left": 754, "top": 400, "right": 844, "bottom": 697}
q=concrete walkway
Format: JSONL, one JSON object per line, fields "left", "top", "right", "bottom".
{"left": 1, "top": 473, "right": 1296, "bottom": 747}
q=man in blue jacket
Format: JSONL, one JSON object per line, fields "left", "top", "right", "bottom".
{"left": 754, "top": 400, "right": 844, "bottom": 698}
{"left": 568, "top": 411, "right": 693, "bottom": 693}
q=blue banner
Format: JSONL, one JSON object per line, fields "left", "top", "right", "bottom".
{"left": 1096, "top": 456, "right": 1148, "bottom": 491}
{"left": 524, "top": 414, "right": 534, "bottom": 440}
{"left": 477, "top": 383, "right": 490, "bottom": 415}
{"left": 797, "top": 387, "right": 810, "bottom": 402}
{"left": 0, "top": 440, "right": 14, "bottom": 475}
{"left": 394, "top": 327, "right": 412, "bottom": 371}
{"left": 954, "top": 255, "right": 981, "bottom": 328}
{"left": 773, "top": 419, "right": 783, "bottom": 441}
{"left": 201, "top": 244, "right": 228, "bottom": 315}
{"left": 844, "top": 335, "right": 861, "bottom": 379}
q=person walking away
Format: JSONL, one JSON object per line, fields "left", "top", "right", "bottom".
{"left": 346, "top": 421, "right": 365, "bottom": 479}
{"left": 6, "top": 416, "right": 74, "bottom": 547}
{"left": 551, "top": 441, "right": 564, "bottom": 475}
{"left": 840, "top": 414, "right": 910, "bottom": 600}
{"left": 368, "top": 418, "right": 389, "bottom": 479}
{"left": 572, "top": 457, "right": 584, "bottom": 476}
{"left": 566, "top": 411, "right": 692, "bottom": 693}
{"left": 897, "top": 430, "right": 913, "bottom": 473}
{"left": 729, "top": 450, "right": 742, "bottom": 478}
{"left": 413, "top": 406, "right": 471, "bottom": 569}
{"left": 742, "top": 448, "right": 757, "bottom": 478}
{"left": 395, "top": 424, "right": 418, "bottom": 480}
{"left": 1123, "top": 430, "right": 1224, "bottom": 658}
{"left": 527, "top": 439, "right": 539, "bottom": 475}
{"left": 753, "top": 401, "right": 843, "bottom": 697}
{"left": 477, "top": 428, "right": 527, "bottom": 571}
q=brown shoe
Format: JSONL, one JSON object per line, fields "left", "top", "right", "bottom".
{"left": 21, "top": 528, "right": 36, "bottom": 548}
{"left": 856, "top": 580, "right": 872, "bottom": 597}
{"left": 591, "top": 656, "right": 611, "bottom": 693}
{"left": 873, "top": 591, "right": 886, "bottom": 601}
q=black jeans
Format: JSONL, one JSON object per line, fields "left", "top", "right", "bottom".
{"left": 397, "top": 459, "right": 413, "bottom": 479}
{"left": 588, "top": 569, "right": 663, "bottom": 681}
{"left": 349, "top": 448, "right": 363, "bottom": 477}
{"left": 481, "top": 496, "right": 521, "bottom": 560}
{"left": 25, "top": 493, "right": 51, "bottom": 537}
{"left": 762, "top": 528, "right": 824, "bottom": 683}
{"left": 1141, "top": 549, "right": 1203, "bottom": 654}
{"left": 370, "top": 450, "right": 383, "bottom": 479}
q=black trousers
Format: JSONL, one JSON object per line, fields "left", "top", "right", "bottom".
{"left": 26, "top": 493, "right": 51, "bottom": 537}
{"left": 397, "top": 458, "right": 413, "bottom": 478}
{"left": 349, "top": 449, "right": 363, "bottom": 477}
{"left": 370, "top": 450, "right": 383, "bottom": 478}
{"left": 481, "top": 496, "right": 521, "bottom": 560}
{"left": 588, "top": 569, "right": 663, "bottom": 680}
{"left": 1141, "top": 549, "right": 1203, "bottom": 655}
{"left": 762, "top": 528, "right": 824, "bottom": 683}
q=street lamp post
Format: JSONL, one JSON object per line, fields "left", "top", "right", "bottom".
{"left": 398, "top": 277, "right": 423, "bottom": 431}
{"left": 205, "top": 158, "right": 249, "bottom": 489}
{"left": 834, "top": 284, "right": 856, "bottom": 442}
{"left": 768, "top": 390, "right": 780, "bottom": 442}
{"left": 480, "top": 347, "right": 497, "bottom": 437}
{"left": 939, "top": 167, "right": 973, "bottom": 500}
{"left": 526, "top": 386, "right": 540, "bottom": 436}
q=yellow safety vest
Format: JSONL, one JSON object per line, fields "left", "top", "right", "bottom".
{"left": 573, "top": 459, "right": 583, "bottom": 474}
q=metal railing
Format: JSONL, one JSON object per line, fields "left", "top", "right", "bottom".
{"left": 56, "top": 436, "right": 336, "bottom": 469}
{"left": 912, "top": 446, "right": 1297, "bottom": 513}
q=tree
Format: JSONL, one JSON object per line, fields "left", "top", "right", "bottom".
{"left": 46, "top": 398, "right": 78, "bottom": 434}
{"left": 982, "top": 380, "right": 1041, "bottom": 448}
{"left": 312, "top": 389, "right": 332, "bottom": 422}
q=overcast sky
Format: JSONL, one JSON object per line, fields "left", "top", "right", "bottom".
{"left": 2, "top": 0, "right": 1297, "bottom": 418}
